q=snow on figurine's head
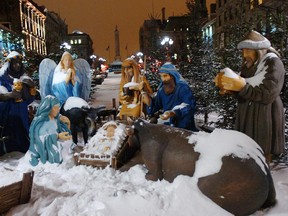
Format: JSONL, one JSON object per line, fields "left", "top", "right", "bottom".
{"left": 5, "top": 51, "right": 23, "bottom": 62}
{"left": 0, "top": 51, "right": 24, "bottom": 78}
{"left": 237, "top": 30, "right": 271, "bottom": 50}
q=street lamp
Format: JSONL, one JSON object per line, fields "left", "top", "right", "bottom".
{"left": 90, "top": 54, "right": 97, "bottom": 60}
{"left": 136, "top": 52, "right": 144, "bottom": 63}
{"left": 160, "top": 37, "right": 174, "bottom": 61}
{"left": 60, "top": 42, "right": 71, "bottom": 50}
{"left": 161, "top": 37, "right": 174, "bottom": 46}
{"left": 90, "top": 54, "right": 97, "bottom": 71}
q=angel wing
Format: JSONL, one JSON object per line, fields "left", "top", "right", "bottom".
{"left": 39, "top": 58, "right": 56, "bottom": 99}
{"left": 74, "top": 58, "right": 91, "bottom": 101}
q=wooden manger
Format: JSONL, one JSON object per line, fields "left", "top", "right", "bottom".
{"left": 74, "top": 152, "right": 117, "bottom": 169}
{"left": 73, "top": 135, "right": 134, "bottom": 169}
{"left": 73, "top": 119, "right": 135, "bottom": 169}
{"left": 0, "top": 171, "right": 34, "bottom": 214}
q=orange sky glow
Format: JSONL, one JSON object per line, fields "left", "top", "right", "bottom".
{"left": 34, "top": 0, "right": 214, "bottom": 63}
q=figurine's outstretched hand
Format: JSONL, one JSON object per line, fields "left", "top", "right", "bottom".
{"left": 160, "top": 110, "right": 175, "bottom": 120}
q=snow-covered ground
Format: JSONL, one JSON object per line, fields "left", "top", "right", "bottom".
{"left": 0, "top": 132, "right": 288, "bottom": 216}
{"left": 1, "top": 73, "right": 287, "bottom": 216}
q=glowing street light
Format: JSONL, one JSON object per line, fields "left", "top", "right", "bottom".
{"left": 161, "top": 37, "right": 174, "bottom": 61}
{"left": 161, "top": 37, "right": 174, "bottom": 46}
{"left": 98, "top": 57, "right": 106, "bottom": 62}
{"left": 90, "top": 54, "right": 97, "bottom": 60}
{"left": 60, "top": 42, "right": 71, "bottom": 50}
{"left": 136, "top": 52, "right": 143, "bottom": 57}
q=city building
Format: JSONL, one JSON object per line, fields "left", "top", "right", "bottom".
{"left": 202, "top": 3, "right": 217, "bottom": 48}
{"left": 139, "top": 0, "right": 213, "bottom": 62}
{"left": 0, "top": 0, "right": 46, "bottom": 55}
{"left": 0, "top": 0, "right": 95, "bottom": 68}
{"left": 44, "top": 10, "right": 68, "bottom": 54}
{"left": 214, "top": 0, "right": 288, "bottom": 50}
{"left": 139, "top": 18, "right": 163, "bottom": 58}
{"left": 65, "top": 30, "right": 94, "bottom": 61}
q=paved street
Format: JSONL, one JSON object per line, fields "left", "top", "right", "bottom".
{"left": 90, "top": 72, "right": 121, "bottom": 109}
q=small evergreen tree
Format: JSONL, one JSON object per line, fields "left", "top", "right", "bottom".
{"left": 181, "top": 0, "right": 223, "bottom": 127}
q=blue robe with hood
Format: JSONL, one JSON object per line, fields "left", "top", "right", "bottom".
{"left": 28, "top": 96, "right": 71, "bottom": 166}
{"left": 147, "top": 63, "right": 197, "bottom": 131}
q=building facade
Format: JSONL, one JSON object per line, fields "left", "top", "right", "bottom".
{"left": 214, "top": 0, "right": 288, "bottom": 50}
{"left": 44, "top": 10, "right": 68, "bottom": 54}
{"left": 139, "top": 1, "right": 214, "bottom": 62}
{"left": 0, "top": 0, "right": 46, "bottom": 55}
{"left": 65, "top": 30, "right": 94, "bottom": 61}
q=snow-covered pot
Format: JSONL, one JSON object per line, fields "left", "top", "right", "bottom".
{"left": 127, "top": 119, "right": 276, "bottom": 216}
{"left": 60, "top": 97, "right": 105, "bottom": 144}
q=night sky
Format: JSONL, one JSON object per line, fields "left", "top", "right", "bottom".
{"left": 34, "top": 0, "right": 214, "bottom": 63}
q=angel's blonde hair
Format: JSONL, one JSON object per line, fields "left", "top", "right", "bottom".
{"left": 60, "top": 52, "right": 75, "bottom": 71}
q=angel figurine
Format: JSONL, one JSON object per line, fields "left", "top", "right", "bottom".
{"left": 39, "top": 51, "right": 91, "bottom": 104}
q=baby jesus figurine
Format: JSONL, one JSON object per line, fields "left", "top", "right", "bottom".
{"left": 104, "top": 123, "right": 117, "bottom": 140}
{"left": 84, "top": 121, "right": 126, "bottom": 156}
{"left": 13, "top": 78, "right": 23, "bottom": 102}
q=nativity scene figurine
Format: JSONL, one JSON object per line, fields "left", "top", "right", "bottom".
{"left": 39, "top": 51, "right": 91, "bottom": 105}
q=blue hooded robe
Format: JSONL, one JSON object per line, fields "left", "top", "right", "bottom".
{"left": 147, "top": 62, "right": 197, "bottom": 131}
{"left": 29, "top": 95, "right": 71, "bottom": 166}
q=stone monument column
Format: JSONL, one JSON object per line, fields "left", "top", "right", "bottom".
{"left": 114, "top": 25, "right": 121, "bottom": 61}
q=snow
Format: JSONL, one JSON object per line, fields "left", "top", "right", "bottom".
{"left": 190, "top": 129, "right": 267, "bottom": 178}
{"left": 1, "top": 73, "right": 287, "bottom": 215}
{"left": 172, "top": 102, "right": 188, "bottom": 111}
{"left": 1, "top": 129, "right": 288, "bottom": 216}
{"left": 63, "top": 96, "right": 90, "bottom": 110}
{"left": 0, "top": 172, "right": 22, "bottom": 188}
{"left": 123, "top": 82, "right": 139, "bottom": 88}
{"left": 245, "top": 53, "right": 278, "bottom": 87}
{"left": 83, "top": 121, "right": 126, "bottom": 156}
{"left": 221, "top": 67, "right": 239, "bottom": 78}
{"left": 0, "top": 85, "right": 8, "bottom": 94}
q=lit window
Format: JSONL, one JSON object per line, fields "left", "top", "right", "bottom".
{"left": 70, "top": 40, "right": 74, "bottom": 44}
{"left": 78, "top": 39, "right": 82, "bottom": 44}
{"left": 74, "top": 40, "right": 77, "bottom": 44}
